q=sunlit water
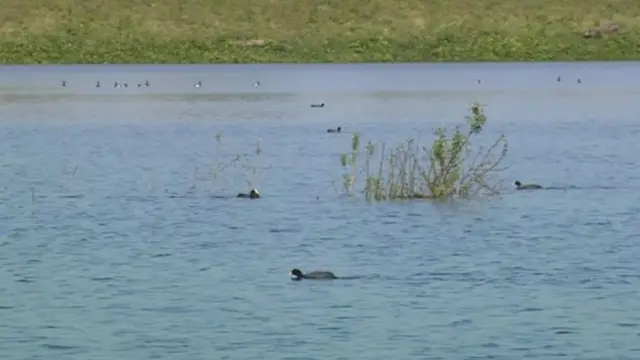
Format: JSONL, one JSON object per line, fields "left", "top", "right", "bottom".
{"left": 1, "top": 63, "right": 640, "bottom": 360}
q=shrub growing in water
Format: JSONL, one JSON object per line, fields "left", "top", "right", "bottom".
{"left": 208, "top": 133, "right": 265, "bottom": 193}
{"left": 338, "top": 103, "right": 508, "bottom": 201}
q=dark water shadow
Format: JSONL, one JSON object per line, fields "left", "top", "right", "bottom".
{"left": 58, "top": 194, "right": 85, "bottom": 199}
{"left": 121, "top": 195, "right": 160, "bottom": 202}
{"left": 544, "top": 186, "right": 577, "bottom": 190}
{"left": 334, "top": 271, "right": 488, "bottom": 282}
{"left": 287, "top": 267, "right": 502, "bottom": 282}
{"left": 514, "top": 185, "right": 621, "bottom": 192}
{"left": 545, "top": 185, "right": 620, "bottom": 190}
{"left": 208, "top": 194, "right": 236, "bottom": 200}
{"left": 298, "top": 274, "right": 405, "bottom": 281}
{"left": 336, "top": 276, "right": 365, "bottom": 281}
{"left": 164, "top": 192, "right": 236, "bottom": 200}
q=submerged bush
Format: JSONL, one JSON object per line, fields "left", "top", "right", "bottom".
{"left": 186, "top": 132, "right": 265, "bottom": 194}
{"left": 338, "top": 103, "right": 508, "bottom": 201}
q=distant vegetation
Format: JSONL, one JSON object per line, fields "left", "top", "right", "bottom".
{"left": 337, "top": 103, "right": 509, "bottom": 201}
{"left": 0, "top": 0, "right": 638, "bottom": 63}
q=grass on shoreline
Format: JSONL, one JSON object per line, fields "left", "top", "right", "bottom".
{"left": 1, "top": 0, "right": 639, "bottom": 63}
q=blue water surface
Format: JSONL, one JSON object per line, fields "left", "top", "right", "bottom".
{"left": 1, "top": 62, "right": 640, "bottom": 360}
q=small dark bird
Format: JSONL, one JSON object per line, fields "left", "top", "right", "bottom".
{"left": 514, "top": 180, "right": 543, "bottom": 190}
{"left": 237, "top": 189, "right": 260, "bottom": 199}
{"left": 61, "top": 81, "right": 66, "bottom": 87}
{"left": 289, "top": 268, "right": 338, "bottom": 281}
{"left": 96, "top": 81, "right": 100, "bottom": 88}
{"left": 327, "top": 126, "right": 341, "bottom": 133}
{"left": 311, "top": 103, "right": 325, "bottom": 108}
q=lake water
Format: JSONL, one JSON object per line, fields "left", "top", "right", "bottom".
{"left": 1, "top": 62, "right": 640, "bottom": 360}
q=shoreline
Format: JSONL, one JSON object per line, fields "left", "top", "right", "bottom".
{"left": 1, "top": 60, "right": 640, "bottom": 67}
{"left": 0, "top": 37, "right": 638, "bottom": 64}
{"left": 1, "top": 0, "right": 637, "bottom": 64}
{"left": 1, "top": 60, "right": 639, "bottom": 67}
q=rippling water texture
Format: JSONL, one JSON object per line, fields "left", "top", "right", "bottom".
{"left": 1, "top": 63, "right": 640, "bottom": 360}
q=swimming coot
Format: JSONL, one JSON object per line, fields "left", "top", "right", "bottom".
{"left": 237, "top": 188, "right": 260, "bottom": 199}
{"left": 514, "top": 180, "right": 543, "bottom": 190}
{"left": 290, "top": 268, "right": 337, "bottom": 281}
{"left": 327, "top": 126, "right": 341, "bottom": 133}
{"left": 311, "top": 103, "right": 325, "bottom": 108}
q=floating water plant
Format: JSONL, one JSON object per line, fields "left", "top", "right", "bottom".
{"left": 338, "top": 102, "right": 509, "bottom": 201}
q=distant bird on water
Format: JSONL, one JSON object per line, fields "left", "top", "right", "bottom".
{"left": 289, "top": 268, "right": 338, "bottom": 281}
{"left": 237, "top": 188, "right": 260, "bottom": 199}
{"left": 514, "top": 180, "right": 543, "bottom": 190}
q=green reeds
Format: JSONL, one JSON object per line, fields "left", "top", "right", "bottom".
{"left": 338, "top": 102, "right": 509, "bottom": 201}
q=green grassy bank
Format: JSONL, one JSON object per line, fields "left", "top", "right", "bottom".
{"left": 1, "top": 0, "right": 639, "bottom": 64}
